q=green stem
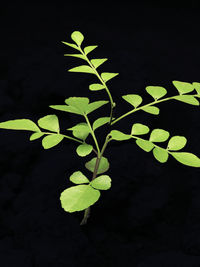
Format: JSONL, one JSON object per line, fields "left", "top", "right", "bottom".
{"left": 111, "top": 94, "right": 199, "bottom": 126}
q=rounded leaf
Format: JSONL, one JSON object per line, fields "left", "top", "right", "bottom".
{"left": 90, "top": 175, "right": 111, "bottom": 190}
{"left": 172, "top": 81, "right": 194, "bottom": 94}
{"left": 150, "top": 129, "right": 170, "bottom": 142}
{"left": 71, "top": 31, "right": 84, "bottom": 46}
{"left": 146, "top": 86, "right": 167, "bottom": 100}
{"left": 38, "top": 115, "right": 59, "bottom": 133}
{"left": 69, "top": 171, "right": 89, "bottom": 184}
{"left": 76, "top": 143, "right": 93, "bottom": 157}
{"left": 141, "top": 106, "right": 160, "bottom": 115}
{"left": 42, "top": 134, "right": 64, "bottom": 149}
{"left": 122, "top": 94, "right": 142, "bottom": 108}
{"left": 131, "top": 123, "right": 150, "bottom": 135}
{"left": 85, "top": 157, "right": 110, "bottom": 174}
{"left": 135, "top": 139, "right": 154, "bottom": 152}
{"left": 30, "top": 132, "right": 44, "bottom": 141}
{"left": 167, "top": 136, "right": 187, "bottom": 151}
{"left": 110, "top": 130, "right": 131, "bottom": 141}
{"left": 60, "top": 185, "right": 100, "bottom": 212}
{"left": 153, "top": 147, "right": 169, "bottom": 163}
{"left": 89, "top": 83, "right": 105, "bottom": 91}
{"left": 171, "top": 152, "right": 200, "bottom": 167}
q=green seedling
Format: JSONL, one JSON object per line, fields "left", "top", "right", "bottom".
{"left": 1, "top": 31, "right": 200, "bottom": 225}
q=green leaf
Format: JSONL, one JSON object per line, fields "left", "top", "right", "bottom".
{"left": 91, "top": 58, "right": 108, "bottom": 68}
{"left": 146, "top": 86, "right": 167, "bottom": 100}
{"left": 86, "top": 100, "right": 109, "bottom": 114}
{"left": 89, "top": 83, "right": 105, "bottom": 91}
{"left": 64, "top": 54, "right": 86, "bottom": 60}
{"left": 61, "top": 41, "right": 79, "bottom": 51}
{"left": 85, "top": 156, "right": 110, "bottom": 174}
{"left": 68, "top": 65, "right": 95, "bottom": 74}
{"left": 172, "top": 81, "right": 194, "bottom": 95}
{"left": 49, "top": 105, "right": 82, "bottom": 115}
{"left": 153, "top": 147, "right": 169, "bottom": 163}
{"left": 84, "top": 45, "right": 98, "bottom": 55}
{"left": 150, "top": 129, "right": 170, "bottom": 142}
{"left": 90, "top": 175, "right": 111, "bottom": 190}
{"left": 167, "top": 136, "right": 187, "bottom": 151}
{"left": 67, "top": 123, "right": 90, "bottom": 141}
{"left": 30, "top": 132, "right": 44, "bottom": 141}
{"left": 71, "top": 31, "right": 84, "bottom": 46}
{"left": 76, "top": 143, "right": 93, "bottom": 157}
{"left": 135, "top": 139, "right": 154, "bottom": 152}
{"left": 101, "top": 72, "right": 119, "bottom": 82}
{"left": 141, "top": 106, "right": 160, "bottom": 115}
{"left": 171, "top": 152, "right": 200, "bottom": 167}
{"left": 60, "top": 185, "right": 100, "bottom": 212}
{"left": 69, "top": 171, "right": 89, "bottom": 184}
{"left": 193, "top": 82, "right": 200, "bottom": 94}
{"left": 93, "top": 117, "right": 110, "bottom": 131}
{"left": 110, "top": 130, "right": 131, "bottom": 141}
{"left": 122, "top": 94, "right": 143, "bottom": 108}
{"left": 0, "top": 119, "right": 41, "bottom": 132}
{"left": 131, "top": 123, "right": 150, "bottom": 135}
{"left": 38, "top": 115, "right": 60, "bottom": 133}
{"left": 65, "top": 97, "right": 89, "bottom": 114}
{"left": 174, "top": 95, "right": 199, "bottom": 106}
{"left": 42, "top": 134, "right": 64, "bottom": 149}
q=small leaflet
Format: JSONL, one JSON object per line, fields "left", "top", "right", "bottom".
{"left": 153, "top": 147, "right": 169, "bottom": 163}
{"left": 145, "top": 86, "right": 167, "bottom": 100}
{"left": 172, "top": 81, "right": 194, "bottom": 95}
{"left": 30, "top": 132, "right": 44, "bottom": 141}
{"left": 89, "top": 83, "right": 105, "bottom": 91}
{"left": 38, "top": 115, "right": 60, "bottom": 133}
{"left": 101, "top": 72, "right": 119, "bottom": 82}
{"left": 122, "top": 94, "right": 143, "bottom": 108}
{"left": 171, "top": 152, "right": 200, "bottom": 167}
{"left": 71, "top": 31, "right": 84, "bottom": 46}
{"left": 61, "top": 41, "right": 79, "bottom": 51}
{"left": 0, "top": 119, "right": 41, "bottom": 132}
{"left": 149, "top": 129, "right": 170, "bottom": 142}
{"left": 131, "top": 123, "right": 150, "bottom": 135}
{"left": 110, "top": 130, "right": 131, "bottom": 141}
{"left": 91, "top": 58, "right": 108, "bottom": 68}
{"left": 167, "top": 136, "right": 187, "bottom": 151}
{"left": 68, "top": 65, "right": 95, "bottom": 74}
{"left": 42, "top": 134, "right": 64, "bottom": 149}
{"left": 84, "top": 45, "right": 98, "bottom": 55}
{"left": 90, "top": 175, "right": 111, "bottom": 190}
{"left": 174, "top": 95, "right": 199, "bottom": 106}
{"left": 69, "top": 171, "right": 90, "bottom": 184}
{"left": 64, "top": 54, "right": 86, "bottom": 60}
{"left": 141, "top": 106, "right": 160, "bottom": 115}
{"left": 135, "top": 139, "right": 154, "bottom": 152}
{"left": 76, "top": 143, "right": 93, "bottom": 157}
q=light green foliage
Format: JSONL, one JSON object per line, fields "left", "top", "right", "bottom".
{"left": 1, "top": 30, "right": 200, "bottom": 225}
{"left": 69, "top": 171, "right": 90, "bottom": 184}
{"left": 90, "top": 175, "right": 111, "bottom": 190}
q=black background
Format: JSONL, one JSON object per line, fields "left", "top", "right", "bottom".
{"left": 1, "top": 2, "right": 200, "bottom": 267}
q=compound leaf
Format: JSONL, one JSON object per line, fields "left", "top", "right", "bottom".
{"left": 67, "top": 122, "right": 90, "bottom": 141}
{"left": 101, "top": 72, "right": 119, "bottom": 82}
{"left": 141, "top": 106, "right": 160, "bottom": 115}
{"left": 153, "top": 147, "right": 169, "bottom": 163}
{"left": 193, "top": 82, "right": 200, "bottom": 94}
{"left": 69, "top": 171, "right": 89, "bottom": 184}
{"left": 60, "top": 185, "right": 100, "bottom": 212}
{"left": 30, "top": 132, "right": 44, "bottom": 141}
{"left": 84, "top": 45, "right": 98, "bottom": 55}
{"left": 64, "top": 54, "right": 86, "bottom": 60}
{"left": 93, "top": 117, "right": 110, "bottom": 131}
{"left": 174, "top": 95, "right": 199, "bottom": 106}
{"left": 171, "top": 152, "right": 200, "bottom": 167}
{"left": 110, "top": 130, "right": 131, "bottom": 141}
{"left": 91, "top": 58, "right": 108, "bottom": 68}
{"left": 146, "top": 86, "right": 167, "bottom": 100}
{"left": 86, "top": 100, "right": 109, "bottom": 114}
{"left": 131, "top": 123, "right": 150, "bottom": 135}
{"left": 135, "top": 139, "right": 154, "bottom": 152}
{"left": 85, "top": 156, "right": 110, "bottom": 174}
{"left": 71, "top": 31, "right": 84, "bottom": 46}
{"left": 76, "top": 143, "right": 93, "bottom": 157}
{"left": 167, "top": 136, "right": 187, "bottom": 151}
{"left": 42, "top": 134, "right": 64, "bottom": 149}
{"left": 89, "top": 83, "right": 105, "bottom": 91}
{"left": 68, "top": 65, "right": 95, "bottom": 74}
{"left": 0, "top": 119, "right": 40, "bottom": 132}
{"left": 122, "top": 94, "right": 143, "bottom": 108}
{"left": 172, "top": 81, "right": 194, "bottom": 94}
{"left": 90, "top": 175, "right": 111, "bottom": 190}
{"left": 61, "top": 41, "right": 79, "bottom": 51}
{"left": 38, "top": 115, "right": 60, "bottom": 133}
{"left": 150, "top": 129, "right": 170, "bottom": 142}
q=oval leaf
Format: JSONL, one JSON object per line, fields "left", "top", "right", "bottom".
{"left": 89, "top": 83, "right": 105, "bottom": 91}
{"left": 101, "top": 72, "right": 119, "bottom": 82}
{"left": 174, "top": 95, "right": 199, "bottom": 106}
{"left": 110, "top": 130, "right": 131, "bottom": 141}
{"left": 90, "top": 175, "right": 111, "bottom": 190}
{"left": 0, "top": 119, "right": 40, "bottom": 132}
{"left": 141, "top": 106, "right": 160, "bottom": 115}
{"left": 91, "top": 58, "right": 108, "bottom": 68}
{"left": 69, "top": 171, "right": 89, "bottom": 184}
{"left": 42, "top": 134, "right": 64, "bottom": 149}
{"left": 85, "top": 157, "right": 110, "bottom": 174}
{"left": 131, "top": 123, "right": 150, "bottom": 135}
{"left": 68, "top": 123, "right": 90, "bottom": 140}
{"left": 93, "top": 117, "right": 110, "bottom": 131}
{"left": 38, "top": 115, "right": 59, "bottom": 133}
{"left": 167, "top": 136, "right": 187, "bottom": 151}
{"left": 150, "top": 129, "right": 170, "bottom": 142}
{"left": 171, "top": 152, "right": 200, "bottom": 167}
{"left": 71, "top": 31, "right": 84, "bottom": 46}
{"left": 153, "top": 147, "right": 169, "bottom": 163}
{"left": 76, "top": 143, "right": 93, "bottom": 157}
{"left": 135, "top": 139, "right": 154, "bottom": 152}
{"left": 172, "top": 81, "right": 194, "bottom": 94}
{"left": 122, "top": 94, "right": 143, "bottom": 108}
{"left": 30, "top": 132, "right": 44, "bottom": 141}
{"left": 146, "top": 86, "right": 167, "bottom": 100}
{"left": 60, "top": 185, "right": 100, "bottom": 212}
{"left": 193, "top": 82, "right": 200, "bottom": 94}
{"left": 84, "top": 45, "right": 98, "bottom": 55}
{"left": 68, "top": 65, "right": 95, "bottom": 74}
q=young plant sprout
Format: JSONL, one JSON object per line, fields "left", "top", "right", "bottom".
{"left": 1, "top": 31, "right": 200, "bottom": 225}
